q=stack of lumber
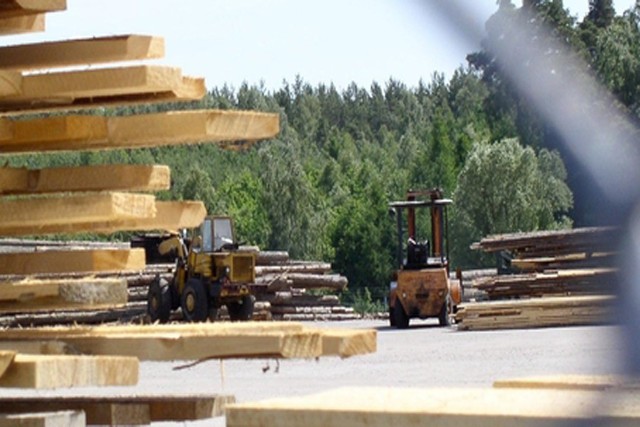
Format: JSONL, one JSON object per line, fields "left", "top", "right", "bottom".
{"left": 251, "top": 250, "right": 358, "bottom": 321}
{"left": 456, "top": 227, "right": 620, "bottom": 330}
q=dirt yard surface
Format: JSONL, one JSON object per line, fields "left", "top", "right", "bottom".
{"left": 1, "top": 319, "right": 628, "bottom": 426}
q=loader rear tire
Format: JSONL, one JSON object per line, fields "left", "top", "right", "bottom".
{"left": 438, "top": 298, "right": 451, "bottom": 327}
{"left": 181, "top": 279, "right": 208, "bottom": 322}
{"left": 147, "top": 276, "right": 172, "bottom": 323}
{"left": 227, "top": 295, "right": 255, "bottom": 321}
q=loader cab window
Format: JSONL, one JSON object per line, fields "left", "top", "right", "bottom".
{"left": 213, "top": 217, "right": 234, "bottom": 251}
{"left": 201, "top": 219, "right": 213, "bottom": 252}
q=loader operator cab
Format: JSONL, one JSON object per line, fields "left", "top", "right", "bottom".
{"left": 388, "top": 189, "right": 462, "bottom": 328}
{"left": 198, "top": 216, "right": 236, "bottom": 252}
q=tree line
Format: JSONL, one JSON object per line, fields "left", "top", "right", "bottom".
{"left": 8, "top": 0, "right": 640, "bottom": 303}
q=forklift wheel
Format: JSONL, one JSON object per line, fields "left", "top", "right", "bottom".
{"left": 181, "top": 279, "right": 208, "bottom": 322}
{"left": 147, "top": 277, "right": 172, "bottom": 323}
{"left": 227, "top": 295, "right": 255, "bottom": 321}
{"left": 438, "top": 299, "right": 451, "bottom": 327}
{"left": 393, "top": 302, "right": 410, "bottom": 329}
{"left": 389, "top": 307, "right": 396, "bottom": 327}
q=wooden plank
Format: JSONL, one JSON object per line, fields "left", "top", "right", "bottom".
{"left": 0, "top": 164, "right": 170, "bottom": 195}
{"left": 226, "top": 386, "right": 640, "bottom": 427}
{"left": 0, "top": 322, "right": 324, "bottom": 360}
{"left": 0, "top": 278, "right": 128, "bottom": 312}
{"left": 318, "top": 329, "right": 376, "bottom": 358}
{"left": 91, "top": 200, "right": 207, "bottom": 233}
{"left": 0, "top": 0, "right": 66, "bottom": 17}
{"left": 0, "top": 71, "right": 21, "bottom": 97}
{"left": 0, "top": 249, "right": 145, "bottom": 275}
{"left": 0, "top": 13, "right": 44, "bottom": 35}
{"left": 0, "top": 353, "right": 138, "bottom": 388}
{"left": 0, "top": 411, "right": 85, "bottom": 427}
{"left": 0, "top": 35, "right": 163, "bottom": 70}
{"left": 494, "top": 375, "right": 640, "bottom": 391}
{"left": 0, "top": 394, "right": 234, "bottom": 424}
{"left": 0, "top": 109, "right": 279, "bottom": 153}
{"left": 0, "top": 192, "right": 156, "bottom": 233}
{"left": 0, "top": 65, "right": 204, "bottom": 112}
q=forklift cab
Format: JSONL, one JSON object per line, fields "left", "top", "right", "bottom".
{"left": 197, "top": 216, "right": 236, "bottom": 252}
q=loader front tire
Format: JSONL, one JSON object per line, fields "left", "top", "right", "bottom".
{"left": 393, "top": 301, "right": 409, "bottom": 329}
{"left": 181, "top": 279, "right": 208, "bottom": 322}
{"left": 147, "top": 276, "right": 172, "bottom": 323}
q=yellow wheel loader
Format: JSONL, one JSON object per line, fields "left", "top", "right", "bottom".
{"left": 147, "top": 216, "right": 256, "bottom": 323}
{"left": 388, "top": 189, "right": 462, "bottom": 328}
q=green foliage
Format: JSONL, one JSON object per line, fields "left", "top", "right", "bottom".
{"left": 451, "top": 139, "right": 572, "bottom": 267}
{"left": 347, "top": 287, "right": 386, "bottom": 315}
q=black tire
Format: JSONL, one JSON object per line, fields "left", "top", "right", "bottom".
{"left": 438, "top": 299, "right": 451, "bottom": 327}
{"left": 181, "top": 279, "right": 209, "bottom": 322}
{"left": 393, "top": 301, "right": 410, "bottom": 329}
{"left": 208, "top": 306, "right": 219, "bottom": 322}
{"left": 147, "top": 276, "right": 172, "bottom": 323}
{"left": 389, "top": 307, "right": 396, "bottom": 327}
{"left": 227, "top": 295, "right": 255, "bottom": 321}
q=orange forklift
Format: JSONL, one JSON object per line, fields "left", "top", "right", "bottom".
{"left": 388, "top": 189, "right": 462, "bottom": 328}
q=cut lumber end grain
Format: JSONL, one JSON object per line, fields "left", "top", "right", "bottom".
{"left": 0, "top": 70, "right": 22, "bottom": 97}
{"left": 0, "top": 351, "right": 16, "bottom": 377}
{"left": 319, "top": 329, "right": 377, "bottom": 358}
{"left": 0, "top": 353, "right": 139, "bottom": 388}
{"left": 1, "top": 0, "right": 66, "bottom": 17}
{"left": 0, "top": 411, "right": 85, "bottom": 427}
{"left": 0, "top": 14, "right": 44, "bottom": 36}
{"left": 493, "top": 374, "right": 640, "bottom": 391}
{"left": 226, "top": 386, "right": 640, "bottom": 427}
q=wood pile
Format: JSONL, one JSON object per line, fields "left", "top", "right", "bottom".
{"left": 251, "top": 250, "right": 358, "bottom": 321}
{"left": 456, "top": 227, "right": 620, "bottom": 330}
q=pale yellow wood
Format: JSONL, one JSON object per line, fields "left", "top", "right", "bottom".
{"left": 0, "top": 353, "right": 138, "bottom": 388}
{"left": 0, "top": 109, "right": 279, "bottom": 153}
{"left": 0, "top": 65, "right": 205, "bottom": 111}
{"left": 0, "top": 35, "right": 164, "bottom": 70}
{"left": 0, "top": 394, "right": 234, "bottom": 424}
{"left": 0, "top": 192, "right": 156, "bottom": 232}
{"left": 494, "top": 374, "right": 640, "bottom": 391}
{"left": 0, "top": 0, "right": 66, "bottom": 17}
{"left": 0, "top": 411, "right": 85, "bottom": 427}
{"left": 226, "top": 386, "right": 640, "bottom": 427}
{"left": 0, "top": 164, "right": 170, "bottom": 195}
{"left": 0, "top": 249, "right": 145, "bottom": 275}
{"left": 0, "top": 351, "right": 16, "bottom": 378}
{"left": 0, "top": 14, "right": 44, "bottom": 35}
{"left": 0, "top": 278, "right": 128, "bottom": 312}
{"left": 0, "top": 341, "right": 70, "bottom": 355}
{"left": 0, "top": 322, "right": 337, "bottom": 361}
{"left": 92, "top": 201, "right": 207, "bottom": 233}
{"left": 0, "top": 71, "right": 21, "bottom": 97}
{"left": 318, "top": 329, "right": 377, "bottom": 358}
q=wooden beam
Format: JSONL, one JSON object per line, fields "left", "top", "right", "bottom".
{"left": 0, "top": 200, "right": 206, "bottom": 236}
{"left": 0, "top": 394, "right": 234, "bottom": 424}
{"left": 0, "top": 351, "right": 15, "bottom": 377}
{"left": 494, "top": 375, "right": 640, "bottom": 391}
{"left": 0, "top": 322, "right": 329, "bottom": 360}
{"left": 0, "top": 65, "right": 204, "bottom": 112}
{"left": 319, "top": 329, "right": 377, "bottom": 358}
{"left": 0, "top": 192, "right": 156, "bottom": 233}
{"left": 0, "top": 13, "right": 44, "bottom": 35}
{"left": 226, "top": 386, "right": 640, "bottom": 427}
{"left": 0, "top": 353, "right": 138, "bottom": 388}
{"left": 0, "top": 0, "right": 66, "bottom": 18}
{"left": 0, "top": 109, "right": 279, "bottom": 154}
{"left": 0, "top": 411, "right": 85, "bottom": 427}
{"left": 0, "top": 35, "right": 164, "bottom": 70}
{"left": 0, "top": 249, "right": 145, "bottom": 275}
{"left": 0, "top": 71, "right": 22, "bottom": 97}
{"left": 0, "top": 278, "right": 128, "bottom": 312}
{"left": 0, "top": 164, "right": 170, "bottom": 195}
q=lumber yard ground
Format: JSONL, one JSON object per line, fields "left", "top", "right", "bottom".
{"left": 0, "top": 319, "right": 624, "bottom": 427}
